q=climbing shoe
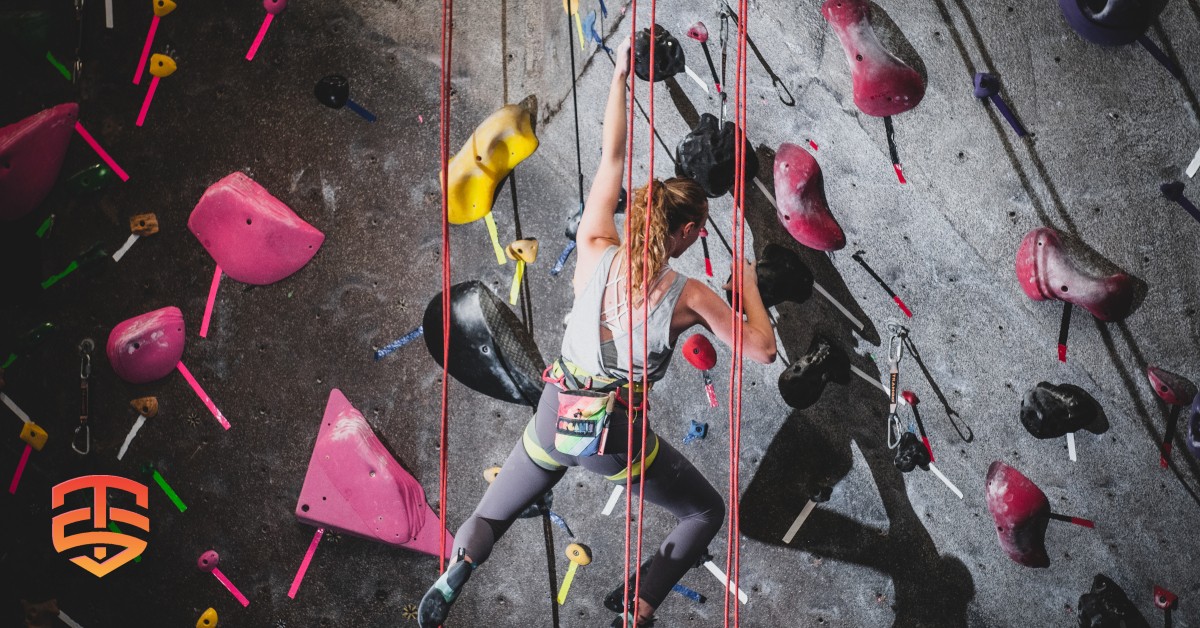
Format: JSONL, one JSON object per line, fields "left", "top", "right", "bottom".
{"left": 417, "top": 549, "right": 475, "bottom": 628}
{"left": 604, "top": 558, "right": 653, "bottom": 613}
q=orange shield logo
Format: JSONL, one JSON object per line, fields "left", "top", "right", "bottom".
{"left": 51, "top": 475, "right": 149, "bottom": 577}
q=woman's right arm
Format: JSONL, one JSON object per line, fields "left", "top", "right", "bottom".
{"left": 683, "top": 260, "right": 777, "bottom": 365}
{"left": 574, "top": 38, "right": 633, "bottom": 283}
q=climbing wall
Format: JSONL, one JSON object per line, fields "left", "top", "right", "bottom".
{"left": 1, "top": 0, "right": 1198, "bottom": 626}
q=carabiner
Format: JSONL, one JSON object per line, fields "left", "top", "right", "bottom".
{"left": 887, "top": 324, "right": 908, "bottom": 365}
{"left": 886, "top": 412, "right": 903, "bottom": 449}
{"left": 72, "top": 424, "right": 90, "bottom": 455}
{"left": 79, "top": 338, "right": 94, "bottom": 379}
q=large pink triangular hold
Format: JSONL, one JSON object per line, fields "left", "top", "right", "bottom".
{"left": 296, "top": 389, "right": 452, "bottom": 558}
{"left": 0, "top": 103, "right": 79, "bottom": 221}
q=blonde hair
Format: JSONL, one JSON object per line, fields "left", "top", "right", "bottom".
{"left": 625, "top": 177, "right": 707, "bottom": 292}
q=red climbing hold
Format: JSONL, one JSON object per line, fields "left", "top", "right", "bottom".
{"left": 821, "top": 0, "right": 925, "bottom": 117}
{"left": 1015, "top": 227, "right": 1134, "bottom": 322}
{"left": 985, "top": 461, "right": 1051, "bottom": 568}
{"left": 773, "top": 143, "right": 845, "bottom": 252}
{"left": 295, "top": 389, "right": 452, "bottom": 558}
{"left": 683, "top": 334, "right": 717, "bottom": 371}
{"left": 1146, "top": 366, "right": 1197, "bottom": 406}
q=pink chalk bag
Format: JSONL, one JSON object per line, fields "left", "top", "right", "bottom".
{"left": 542, "top": 359, "right": 627, "bottom": 457}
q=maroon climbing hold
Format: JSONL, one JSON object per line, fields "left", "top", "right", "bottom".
{"left": 188, "top": 172, "right": 325, "bottom": 285}
{"left": 1015, "top": 227, "right": 1134, "bottom": 321}
{"left": 985, "top": 461, "right": 1051, "bottom": 568}
{"left": 1146, "top": 366, "right": 1197, "bottom": 406}
{"left": 821, "top": 0, "right": 925, "bottom": 117}
{"left": 106, "top": 306, "right": 186, "bottom": 384}
{"left": 773, "top": 143, "right": 845, "bottom": 252}
{"left": 295, "top": 389, "right": 453, "bottom": 558}
{"left": 0, "top": 103, "right": 79, "bottom": 222}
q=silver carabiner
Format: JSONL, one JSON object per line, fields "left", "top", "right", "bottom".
{"left": 72, "top": 424, "right": 90, "bottom": 455}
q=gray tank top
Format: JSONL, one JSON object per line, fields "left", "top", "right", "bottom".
{"left": 561, "top": 245, "right": 689, "bottom": 382}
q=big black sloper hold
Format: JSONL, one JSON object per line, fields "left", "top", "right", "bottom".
{"left": 675, "top": 113, "right": 760, "bottom": 198}
{"left": 894, "top": 432, "right": 930, "bottom": 473}
{"left": 423, "top": 280, "right": 546, "bottom": 406}
{"left": 1077, "top": 574, "right": 1151, "bottom": 628}
{"left": 724, "top": 244, "right": 814, "bottom": 307}
{"left": 778, "top": 336, "right": 850, "bottom": 410}
{"left": 1019, "top": 382, "right": 1108, "bottom": 439}
{"left": 634, "top": 25, "right": 686, "bottom": 82}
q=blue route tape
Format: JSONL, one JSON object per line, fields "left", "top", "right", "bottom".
{"left": 374, "top": 325, "right": 423, "bottom": 361}
{"left": 551, "top": 240, "right": 576, "bottom": 276}
{"left": 549, "top": 511, "right": 574, "bottom": 537}
{"left": 672, "top": 583, "right": 705, "bottom": 603}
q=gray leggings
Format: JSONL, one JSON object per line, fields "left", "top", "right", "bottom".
{"left": 450, "top": 384, "right": 726, "bottom": 609}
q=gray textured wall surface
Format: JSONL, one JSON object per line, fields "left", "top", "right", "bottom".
{"left": 2, "top": 0, "right": 1199, "bottom": 626}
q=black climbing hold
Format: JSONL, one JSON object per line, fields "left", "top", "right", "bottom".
{"left": 1019, "top": 382, "right": 1108, "bottom": 439}
{"left": 675, "top": 113, "right": 759, "bottom": 198}
{"left": 423, "top": 281, "right": 546, "bottom": 406}
{"left": 634, "top": 25, "right": 686, "bottom": 82}
{"left": 1077, "top": 574, "right": 1151, "bottom": 628}
{"left": 315, "top": 74, "right": 351, "bottom": 109}
{"left": 1058, "top": 0, "right": 1167, "bottom": 47}
{"left": 777, "top": 336, "right": 850, "bottom": 410}
{"left": 725, "top": 244, "right": 814, "bottom": 308}
{"left": 893, "top": 432, "right": 930, "bottom": 473}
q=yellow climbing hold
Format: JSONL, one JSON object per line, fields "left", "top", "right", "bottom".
{"left": 20, "top": 422, "right": 48, "bottom": 451}
{"left": 444, "top": 104, "right": 538, "bottom": 226}
{"left": 148, "top": 53, "right": 177, "bottom": 78}
{"left": 195, "top": 607, "right": 218, "bottom": 628}
{"left": 153, "top": 0, "right": 177, "bottom": 18}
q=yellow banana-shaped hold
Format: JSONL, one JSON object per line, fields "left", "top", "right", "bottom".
{"left": 445, "top": 104, "right": 538, "bottom": 226}
{"left": 563, "top": 0, "right": 585, "bottom": 50}
{"left": 483, "top": 466, "right": 502, "bottom": 484}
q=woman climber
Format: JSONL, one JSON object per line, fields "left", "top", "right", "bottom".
{"left": 418, "top": 36, "right": 777, "bottom": 628}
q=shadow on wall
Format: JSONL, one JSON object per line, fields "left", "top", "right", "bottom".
{"left": 736, "top": 147, "right": 975, "bottom": 626}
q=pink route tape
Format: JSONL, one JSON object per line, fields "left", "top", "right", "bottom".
{"left": 212, "top": 567, "right": 250, "bottom": 607}
{"left": 134, "top": 16, "right": 160, "bottom": 85}
{"left": 246, "top": 14, "right": 275, "bottom": 61}
{"left": 199, "top": 266, "right": 222, "bottom": 338}
{"left": 136, "top": 77, "right": 160, "bottom": 127}
{"left": 8, "top": 444, "right": 32, "bottom": 494}
{"left": 175, "top": 362, "right": 231, "bottom": 430}
{"left": 74, "top": 122, "right": 130, "bottom": 181}
{"left": 287, "top": 527, "right": 325, "bottom": 599}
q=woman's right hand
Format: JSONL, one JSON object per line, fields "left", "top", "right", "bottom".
{"left": 614, "top": 35, "right": 633, "bottom": 78}
{"left": 722, "top": 258, "right": 758, "bottom": 292}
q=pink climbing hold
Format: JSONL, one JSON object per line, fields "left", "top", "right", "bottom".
{"left": 821, "top": 0, "right": 926, "bottom": 117}
{"left": 295, "top": 389, "right": 452, "bottom": 558}
{"left": 0, "top": 103, "right": 79, "bottom": 221}
{"left": 686, "top": 22, "right": 709, "bottom": 44}
{"left": 985, "top": 461, "right": 1051, "bottom": 568}
{"left": 1146, "top": 366, "right": 1197, "bottom": 406}
{"left": 106, "top": 306, "right": 187, "bottom": 384}
{"left": 1015, "top": 227, "right": 1134, "bottom": 321}
{"left": 773, "top": 143, "right": 846, "bottom": 252}
{"left": 188, "top": 172, "right": 325, "bottom": 285}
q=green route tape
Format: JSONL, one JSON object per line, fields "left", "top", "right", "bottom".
{"left": 45, "top": 52, "right": 71, "bottom": 81}
{"left": 151, "top": 469, "right": 187, "bottom": 513}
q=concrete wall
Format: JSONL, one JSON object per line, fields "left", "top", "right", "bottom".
{"left": 1, "top": 0, "right": 1198, "bottom": 625}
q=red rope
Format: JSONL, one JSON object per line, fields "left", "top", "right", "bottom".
{"left": 437, "top": 0, "right": 454, "bottom": 576}
{"left": 632, "top": 0, "right": 657, "bottom": 622}
{"left": 620, "top": 2, "right": 639, "bottom": 624}
{"left": 723, "top": 2, "right": 748, "bottom": 626}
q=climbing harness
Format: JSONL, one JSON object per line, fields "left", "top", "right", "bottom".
{"left": 885, "top": 323, "right": 907, "bottom": 450}
{"left": 73, "top": 338, "right": 93, "bottom": 455}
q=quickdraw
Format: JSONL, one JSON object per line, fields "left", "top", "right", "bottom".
{"left": 72, "top": 338, "right": 93, "bottom": 455}
{"left": 885, "top": 323, "right": 907, "bottom": 450}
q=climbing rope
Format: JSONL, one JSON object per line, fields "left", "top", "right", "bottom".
{"left": 437, "top": 0, "right": 454, "bottom": 574}
{"left": 723, "top": 2, "right": 749, "bottom": 626}
{"left": 618, "top": 0, "right": 646, "bottom": 623}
